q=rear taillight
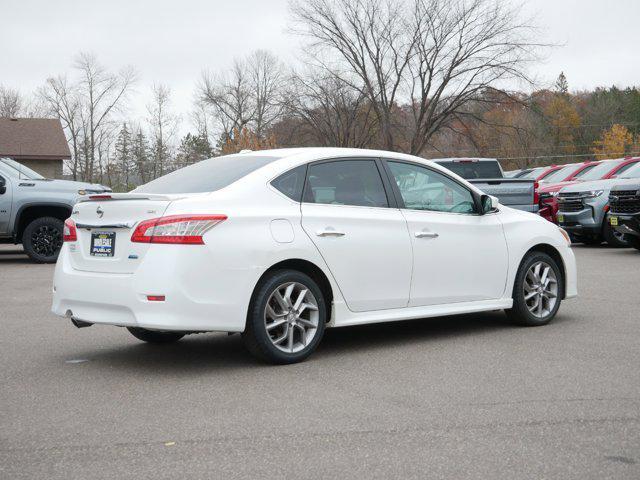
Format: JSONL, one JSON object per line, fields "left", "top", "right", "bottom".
{"left": 131, "top": 214, "right": 227, "bottom": 244}
{"left": 63, "top": 218, "right": 77, "bottom": 242}
{"left": 533, "top": 181, "right": 540, "bottom": 205}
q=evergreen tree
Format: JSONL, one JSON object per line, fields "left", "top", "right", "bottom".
{"left": 131, "top": 127, "right": 150, "bottom": 185}
{"left": 114, "top": 123, "right": 133, "bottom": 190}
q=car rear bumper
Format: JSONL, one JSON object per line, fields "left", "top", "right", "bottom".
{"left": 51, "top": 244, "right": 258, "bottom": 332}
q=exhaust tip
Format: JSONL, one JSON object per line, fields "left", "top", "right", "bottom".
{"left": 66, "top": 310, "right": 93, "bottom": 328}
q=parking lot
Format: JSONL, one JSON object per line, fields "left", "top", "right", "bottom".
{"left": 0, "top": 244, "right": 639, "bottom": 479}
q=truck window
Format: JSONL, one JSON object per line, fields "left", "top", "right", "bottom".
{"left": 435, "top": 160, "right": 502, "bottom": 179}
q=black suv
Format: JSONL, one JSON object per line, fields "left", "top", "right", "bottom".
{"left": 608, "top": 183, "right": 640, "bottom": 251}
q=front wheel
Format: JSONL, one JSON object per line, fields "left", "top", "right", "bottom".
{"left": 505, "top": 252, "right": 563, "bottom": 326}
{"left": 22, "top": 216, "right": 64, "bottom": 263}
{"left": 242, "top": 270, "right": 327, "bottom": 364}
{"left": 127, "top": 327, "right": 185, "bottom": 344}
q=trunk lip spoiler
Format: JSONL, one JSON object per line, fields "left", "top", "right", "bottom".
{"left": 75, "top": 222, "right": 136, "bottom": 230}
{"left": 78, "top": 193, "right": 179, "bottom": 202}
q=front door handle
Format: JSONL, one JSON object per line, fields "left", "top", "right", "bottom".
{"left": 415, "top": 231, "right": 439, "bottom": 239}
{"left": 317, "top": 229, "right": 345, "bottom": 237}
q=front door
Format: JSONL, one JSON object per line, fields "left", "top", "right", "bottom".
{"left": 301, "top": 159, "right": 412, "bottom": 312}
{"left": 385, "top": 160, "right": 509, "bottom": 306}
{"left": 0, "top": 175, "right": 12, "bottom": 235}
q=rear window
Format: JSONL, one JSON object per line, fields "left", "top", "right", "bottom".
{"left": 541, "top": 164, "right": 584, "bottom": 183}
{"left": 134, "top": 154, "right": 278, "bottom": 194}
{"left": 435, "top": 160, "right": 502, "bottom": 179}
{"left": 519, "top": 167, "right": 546, "bottom": 179}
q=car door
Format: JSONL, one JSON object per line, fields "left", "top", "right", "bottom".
{"left": 0, "top": 175, "right": 12, "bottom": 235}
{"left": 300, "top": 158, "right": 412, "bottom": 312}
{"left": 384, "top": 160, "right": 509, "bottom": 307}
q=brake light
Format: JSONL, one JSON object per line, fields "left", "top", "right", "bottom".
{"left": 89, "top": 194, "right": 112, "bottom": 200}
{"left": 63, "top": 218, "right": 77, "bottom": 242}
{"left": 146, "top": 295, "right": 165, "bottom": 302}
{"left": 533, "top": 181, "right": 539, "bottom": 205}
{"left": 131, "top": 214, "right": 227, "bottom": 244}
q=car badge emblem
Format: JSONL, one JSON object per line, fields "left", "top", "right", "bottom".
{"left": 96, "top": 206, "right": 104, "bottom": 218}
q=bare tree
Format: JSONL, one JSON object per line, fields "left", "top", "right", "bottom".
{"left": 198, "top": 50, "right": 285, "bottom": 142}
{"left": 290, "top": 0, "right": 541, "bottom": 155}
{"left": 285, "top": 70, "right": 378, "bottom": 147}
{"left": 39, "top": 76, "right": 83, "bottom": 178}
{"left": 0, "top": 86, "right": 24, "bottom": 117}
{"left": 146, "top": 84, "right": 179, "bottom": 178}
{"left": 74, "top": 52, "right": 136, "bottom": 180}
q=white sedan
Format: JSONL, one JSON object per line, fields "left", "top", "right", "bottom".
{"left": 52, "top": 148, "right": 577, "bottom": 363}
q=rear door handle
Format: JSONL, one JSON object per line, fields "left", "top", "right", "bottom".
{"left": 317, "top": 229, "right": 345, "bottom": 237}
{"left": 415, "top": 231, "right": 439, "bottom": 238}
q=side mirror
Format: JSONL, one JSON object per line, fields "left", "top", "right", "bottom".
{"left": 481, "top": 194, "right": 498, "bottom": 214}
{"left": 0, "top": 177, "right": 5, "bottom": 195}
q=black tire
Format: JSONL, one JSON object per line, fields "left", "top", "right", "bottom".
{"left": 627, "top": 235, "right": 640, "bottom": 251}
{"left": 602, "top": 221, "right": 629, "bottom": 248}
{"left": 22, "top": 216, "right": 64, "bottom": 263}
{"left": 242, "top": 269, "right": 327, "bottom": 364}
{"left": 127, "top": 327, "right": 185, "bottom": 344}
{"left": 505, "top": 251, "right": 563, "bottom": 326}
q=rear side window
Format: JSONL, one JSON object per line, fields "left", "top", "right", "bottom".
{"left": 304, "top": 160, "right": 389, "bottom": 208}
{"left": 271, "top": 165, "right": 307, "bottom": 201}
{"left": 436, "top": 160, "right": 502, "bottom": 179}
{"left": 134, "top": 154, "right": 278, "bottom": 194}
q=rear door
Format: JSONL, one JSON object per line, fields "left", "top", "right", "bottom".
{"left": 68, "top": 194, "right": 172, "bottom": 273}
{"left": 384, "top": 160, "right": 509, "bottom": 306}
{"left": 300, "top": 159, "right": 412, "bottom": 312}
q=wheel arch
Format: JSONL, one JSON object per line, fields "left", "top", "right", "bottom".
{"left": 521, "top": 243, "right": 567, "bottom": 299}
{"left": 252, "top": 258, "right": 334, "bottom": 323}
{"left": 14, "top": 202, "right": 72, "bottom": 242}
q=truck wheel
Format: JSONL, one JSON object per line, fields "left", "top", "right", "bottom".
{"left": 505, "top": 251, "right": 563, "bottom": 326}
{"left": 602, "top": 221, "right": 629, "bottom": 248}
{"left": 22, "top": 217, "right": 64, "bottom": 263}
{"left": 127, "top": 327, "right": 185, "bottom": 344}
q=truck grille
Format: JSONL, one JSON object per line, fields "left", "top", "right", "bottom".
{"left": 558, "top": 193, "right": 584, "bottom": 212}
{"left": 610, "top": 190, "right": 640, "bottom": 214}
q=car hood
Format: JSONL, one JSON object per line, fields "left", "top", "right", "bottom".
{"left": 539, "top": 180, "right": 578, "bottom": 193}
{"left": 610, "top": 178, "right": 640, "bottom": 192}
{"left": 560, "top": 178, "right": 620, "bottom": 193}
{"left": 18, "top": 178, "right": 111, "bottom": 193}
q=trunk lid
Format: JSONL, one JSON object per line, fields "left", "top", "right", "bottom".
{"left": 68, "top": 193, "right": 176, "bottom": 274}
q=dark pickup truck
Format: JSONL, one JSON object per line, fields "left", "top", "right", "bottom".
{"left": 433, "top": 158, "right": 539, "bottom": 213}
{"left": 608, "top": 181, "right": 640, "bottom": 251}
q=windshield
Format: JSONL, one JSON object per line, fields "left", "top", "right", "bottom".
{"left": 0, "top": 158, "right": 45, "bottom": 179}
{"left": 618, "top": 162, "right": 640, "bottom": 179}
{"left": 519, "top": 167, "right": 546, "bottom": 179}
{"left": 435, "top": 160, "right": 502, "bottom": 179}
{"left": 541, "top": 164, "right": 584, "bottom": 183}
{"left": 573, "top": 159, "right": 625, "bottom": 181}
{"left": 134, "top": 154, "right": 280, "bottom": 194}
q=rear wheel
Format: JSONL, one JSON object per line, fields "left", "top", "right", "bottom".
{"left": 505, "top": 252, "right": 563, "bottom": 326}
{"left": 242, "top": 270, "right": 326, "bottom": 364}
{"left": 22, "top": 216, "right": 64, "bottom": 263}
{"left": 127, "top": 327, "right": 185, "bottom": 344}
{"left": 602, "top": 221, "right": 629, "bottom": 248}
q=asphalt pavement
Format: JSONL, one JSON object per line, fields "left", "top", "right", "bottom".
{"left": 1, "top": 244, "right": 639, "bottom": 479}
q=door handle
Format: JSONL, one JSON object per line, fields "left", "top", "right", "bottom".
{"left": 415, "top": 231, "right": 439, "bottom": 238}
{"left": 316, "top": 229, "right": 345, "bottom": 237}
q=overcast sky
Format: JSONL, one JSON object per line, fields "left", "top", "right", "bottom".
{"left": 2, "top": 0, "right": 639, "bottom": 132}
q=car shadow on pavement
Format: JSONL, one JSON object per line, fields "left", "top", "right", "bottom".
{"left": 0, "top": 248, "right": 32, "bottom": 264}
{"left": 59, "top": 311, "right": 524, "bottom": 373}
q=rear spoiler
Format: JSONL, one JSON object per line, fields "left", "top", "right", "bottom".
{"left": 78, "top": 192, "right": 179, "bottom": 202}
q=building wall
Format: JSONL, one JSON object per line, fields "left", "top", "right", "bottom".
{"left": 16, "top": 159, "right": 63, "bottom": 179}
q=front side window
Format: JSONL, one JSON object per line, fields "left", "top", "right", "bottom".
{"left": 387, "top": 161, "right": 476, "bottom": 214}
{"left": 304, "top": 160, "right": 388, "bottom": 208}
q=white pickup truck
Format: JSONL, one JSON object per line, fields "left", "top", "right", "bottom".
{"left": 433, "top": 158, "right": 539, "bottom": 213}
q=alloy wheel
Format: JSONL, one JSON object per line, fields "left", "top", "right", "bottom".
{"left": 31, "top": 225, "right": 62, "bottom": 257}
{"left": 264, "top": 282, "right": 320, "bottom": 353}
{"left": 523, "top": 261, "right": 558, "bottom": 318}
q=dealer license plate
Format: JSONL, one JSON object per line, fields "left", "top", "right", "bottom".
{"left": 90, "top": 231, "right": 116, "bottom": 257}
{"left": 610, "top": 216, "right": 618, "bottom": 226}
